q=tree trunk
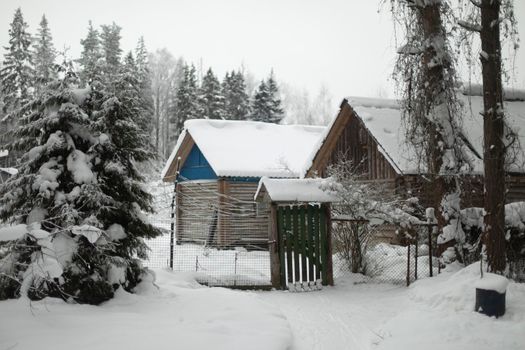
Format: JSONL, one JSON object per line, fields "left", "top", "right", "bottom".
{"left": 419, "top": 3, "right": 455, "bottom": 229}
{"left": 480, "top": 0, "right": 506, "bottom": 273}
{"left": 155, "top": 87, "right": 160, "bottom": 153}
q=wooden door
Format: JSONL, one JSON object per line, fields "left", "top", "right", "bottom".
{"left": 276, "top": 204, "right": 332, "bottom": 290}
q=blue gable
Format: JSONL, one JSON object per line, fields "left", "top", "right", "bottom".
{"left": 178, "top": 144, "right": 260, "bottom": 183}
{"left": 179, "top": 144, "right": 217, "bottom": 181}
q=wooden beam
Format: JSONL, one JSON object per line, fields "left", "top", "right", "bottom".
{"left": 217, "top": 178, "right": 229, "bottom": 247}
{"left": 269, "top": 204, "right": 282, "bottom": 289}
{"left": 162, "top": 134, "right": 195, "bottom": 182}
{"left": 325, "top": 204, "right": 334, "bottom": 286}
{"left": 307, "top": 102, "right": 353, "bottom": 177}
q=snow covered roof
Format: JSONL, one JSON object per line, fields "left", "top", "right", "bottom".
{"left": 254, "top": 177, "right": 341, "bottom": 203}
{"left": 162, "top": 119, "right": 326, "bottom": 181}
{"left": 0, "top": 150, "right": 8, "bottom": 158}
{"left": 326, "top": 94, "right": 525, "bottom": 174}
{"left": 0, "top": 167, "right": 17, "bottom": 176}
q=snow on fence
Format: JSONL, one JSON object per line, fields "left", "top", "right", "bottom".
{"left": 144, "top": 216, "right": 439, "bottom": 287}
{"left": 332, "top": 223, "right": 440, "bottom": 285}
{"left": 144, "top": 217, "right": 272, "bottom": 288}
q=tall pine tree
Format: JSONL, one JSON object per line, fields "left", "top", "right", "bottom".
{"left": 134, "top": 37, "right": 154, "bottom": 140}
{"left": 198, "top": 68, "right": 224, "bottom": 120}
{"left": 100, "top": 23, "right": 122, "bottom": 88}
{"left": 250, "top": 72, "right": 284, "bottom": 123}
{"left": 222, "top": 70, "right": 250, "bottom": 120}
{"left": 0, "top": 7, "right": 34, "bottom": 115}
{"left": 0, "top": 62, "right": 160, "bottom": 304}
{"left": 266, "top": 71, "right": 284, "bottom": 123}
{"left": 250, "top": 80, "right": 271, "bottom": 122}
{"left": 78, "top": 21, "right": 102, "bottom": 87}
{"left": 33, "top": 15, "right": 57, "bottom": 93}
{"left": 172, "top": 64, "right": 199, "bottom": 137}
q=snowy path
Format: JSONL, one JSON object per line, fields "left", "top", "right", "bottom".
{"left": 258, "top": 277, "right": 408, "bottom": 350}
{"left": 258, "top": 264, "right": 525, "bottom": 350}
{"left": 1, "top": 265, "right": 524, "bottom": 350}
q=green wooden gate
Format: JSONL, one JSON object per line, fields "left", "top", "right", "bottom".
{"left": 275, "top": 204, "right": 332, "bottom": 290}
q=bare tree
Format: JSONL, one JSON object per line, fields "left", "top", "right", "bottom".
{"left": 149, "top": 49, "right": 184, "bottom": 157}
{"left": 325, "top": 158, "right": 421, "bottom": 273}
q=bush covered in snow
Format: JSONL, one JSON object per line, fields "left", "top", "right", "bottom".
{"left": 458, "top": 203, "right": 525, "bottom": 281}
{"left": 0, "top": 67, "right": 160, "bottom": 304}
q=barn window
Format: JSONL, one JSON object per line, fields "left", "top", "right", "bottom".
{"left": 358, "top": 126, "right": 367, "bottom": 145}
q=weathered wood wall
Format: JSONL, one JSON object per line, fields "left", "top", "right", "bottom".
{"left": 222, "top": 181, "right": 269, "bottom": 246}
{"left": 311, "top": 104, "right": 398, "bottom": 180}
{"left": 176, "top": 179, "right": 270, "bottom": 247}
{"left": 177, "top": 181, "right": 218, "bottom": 244}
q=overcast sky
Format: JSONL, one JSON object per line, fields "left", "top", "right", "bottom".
{"left": 1, "top": 0, "right": 524, "bottom": 103}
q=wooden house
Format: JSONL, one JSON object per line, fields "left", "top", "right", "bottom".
{"left": 162, "top": 119, "right": 325, "bottom": 248}
{"left": 305, "top": 92, "right": 525, "bottom": 211}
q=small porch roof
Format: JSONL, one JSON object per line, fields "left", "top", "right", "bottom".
{"left": 254, "top": 176, "right": 341, "bottom": 203}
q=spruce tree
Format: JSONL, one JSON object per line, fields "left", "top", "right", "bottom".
{"left": 172, "top": 64, "right": 199, "bottom": 136}
{"left": 250, "top": 73, "right": 284, "bottom": 124}
{"left": 33, "top": 15, "right": 57, "bottom": 93}
{"left": 117, "top": 51, "right": 154, "bottom": 148}
{"left": 78, "top": 21, "right": 102, "bottom": 87}
{"left": 266, "top": 72, "right": 284, "bottom": 123}
{"left": 0, "top": 70, "right": 103, "bottom": 302}
{"left": 222, "top": 70, "right": 250, "bottom": 120}
{"left": 100, "top": 23, "right": 122, "bottom": 88}
{"left": 250, "top": 80, "right": 271, "bottom": 122}
{"left": 0, "top": 7, "right": 34, "bottom": 115}
{"left": 134, "top": 37, "right": 154, "bottom": 139}
{"left": 198, "top": 68, "right": 225, "bottom": 120}
{"left": 0, "top": 63, "right": 160, "bottom": 304}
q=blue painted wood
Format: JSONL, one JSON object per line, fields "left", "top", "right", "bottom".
{"left": 178, "top": 144, "right": 261, "bottom": 183}
{"left": 179, "top": 145, "right": 217, "bottom": 181}
{"left": 227, "top": 177, "right": 260, "bottom": 183}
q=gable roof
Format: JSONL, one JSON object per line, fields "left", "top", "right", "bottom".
{"left": 307, "top": 93, "right": 525, "bottom": 176}
{"left": 162, "top": 119, "right": 325, "bottom": 181}
{"left": 254, "top": 176, "right": 341, "bottom": 203}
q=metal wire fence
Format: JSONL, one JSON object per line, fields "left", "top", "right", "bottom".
{"left": 143, "top": 179, "right": 272, "bottom": 288}
{"left": 331, "top": 222, "right": 439, "bottom": 285}
{"left": 143, "top": 218, "right": 272, "bottom": 288}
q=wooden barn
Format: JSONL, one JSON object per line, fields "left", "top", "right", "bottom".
{"left": 162, "top": 119, "right": 325, "bottom": 248}
{"left": 305, "top": 91, "right": 525, "bottom": 211}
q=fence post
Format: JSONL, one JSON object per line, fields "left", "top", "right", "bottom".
{"left": 324, "top": 204, "right": 334, "bottom": 286}
{"left": 406, "top": 237, "right": 411, "bottom": 287}
{"left": 170, "top": 157, "right": 182, "bottom": 270}
{"left": 170, "top": 182, "right": 176, "bottom": 269}
{"left": 414, "top": 231, "right": 418, "bottom": 281}
{"left": 428, "top": 223, "right": 433, "bottom": 277}
{"left": 269, "top": 204, "right": 282, "bottom": 289}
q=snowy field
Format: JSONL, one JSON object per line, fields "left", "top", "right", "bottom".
{"left": 1, "top": 262, "right": 524, "bottom": 350}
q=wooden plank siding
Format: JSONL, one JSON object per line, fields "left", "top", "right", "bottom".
{"left": 225, "top": 181, "right": 270, "bottom": 246}
{"left": 307, "top": 99, "right": 525, "bottom": 214}
{"left": 311, "top": 102, "right": 398, "bottom": 181}
{"left": 176, "top": 179, "right": 270, "bottom": 248}
{"left": 177, "top": 181, "right": 219, "bottom": 244}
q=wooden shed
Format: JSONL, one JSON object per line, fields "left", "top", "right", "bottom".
{"left": 162, "top": 119, "right": 325, "bottom": 249}
{"left": 306, "top": 92, "right": 525, "bottom": 210}
{"left": 255, "top": 177, "right": 340, "bottom": 289}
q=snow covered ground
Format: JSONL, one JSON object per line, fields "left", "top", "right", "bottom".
{"left": 1, "top": 262, "right": 524, "bottom": 350}
{"left": 0, "top": 270, "right": 291, "bottom": 350}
